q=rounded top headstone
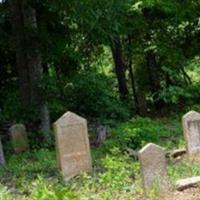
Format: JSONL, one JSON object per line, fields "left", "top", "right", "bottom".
{"left": 9, "top": 124, "right": 26, "bottom": 132}
{"left": 182, "top": 111, "right": 200, "bottom": 121}
{"left": 182, "top": 110, "right": 200, "bottom": 155}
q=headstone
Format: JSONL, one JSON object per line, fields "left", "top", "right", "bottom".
{"left": 170, "top": 149, "right": 186, "bottom": 159}
{"left": 166, "top": 148, "right": 186, "bottom": 159}
{"left": 9, "top": 124, "right": 29, "bottom": 153}
{"left": 54, "top": 111, "right": 92, "bottom": 181}
{"left": 0, "top": 139, "right": 5, "bottom": 166}
{"left": 182, "top": 111, "right": 200, "bottom": 155}
{"left": 176, "top": 176, "right": 200, "bottom": 191}
{"left": 138, "top": 143, "right": 168, "bottom": 193}
{"left": 95, "top": 125, "right": 107, "bottom": 146}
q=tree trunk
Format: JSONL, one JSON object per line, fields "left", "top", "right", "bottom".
{"left": 128, "top": 61, "right": 139, "bottom": 113}
{"left": 0, "top": 139, "right": 5, "bottom": 166}
{"left": 146, "top": 50, "right": 163, "bottom": 110}
{"left": 23, "top": 4, "right": 43, "bottom": 105}
{"left": 10, "top": 0, "right": 30, "bottom": 106}
{"left": 111, "top": 37, "right": 129, "bottom": 101}
{"left": 165, "top": 73, "right": 173, "bottom": 88}
{"left": 137, "top": 90, "right": 148, "bottom": 116}
{"left": 180, "top": 66, "right": 192, "bottom": 85}
{"left": 10, "top": 0, "right": 51, "bottom": 141}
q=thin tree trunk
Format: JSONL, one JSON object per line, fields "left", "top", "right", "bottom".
{"left": 0, "top": 139, "right": 5, "bottom": 166}
{"left": 111, "top": 37, "right": 129, "bottom": 101}
{"left": 146, "top": 50, "right": 163, "bottom": 110}
{"left": 128, "top": 61, "right": 139, "bottom": 113}
{"left": 40, "top": 102, "right": 51, "bottom": 142}
{"left": 165, "top": 73, "right": 173, "bottom": 88}
{"left": 137, "top": 90, "right": 148, "bottom": 116}
{"left": 127, "top": 35, "right": 140, "bottom": 114}
{"left": 180, "top": 66, "right": 192, "bottom": 85}
{"left": 146, "top": 51, "right": 160, "bottom": 93}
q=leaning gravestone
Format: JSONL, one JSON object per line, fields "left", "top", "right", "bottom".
{"left": 9, "top": 124, "right": 29, "bottom": 153}
{"left": 54, "top": 111, "right": 92, "bottom": 181}
{"left": 182, "top": 111, "right": 200, "bottom": 155}
{"left": 0, "top": 139, "right": 5, "bottom": 166}
{"left": 138, "top": 143, "right": 168, "bottom": 194}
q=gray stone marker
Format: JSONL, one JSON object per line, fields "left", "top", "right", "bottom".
{"left": 0, "top": 139, "right": 5, "bottom": 166}
{"left": 176, "top": 176, "right": 200, "bottom": 191}
{"left": 9, "top": 124, "right": 29, "bottom": 153}
{"left": 138, "top": 143, "right": 168, "bottom": 193}
{"left": 54, "top": 111, "right": 92, "bottom": 181}
{"left": 182, "top": 111, "right": 200, "bottom": 155}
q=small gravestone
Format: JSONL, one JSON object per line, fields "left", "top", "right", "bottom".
{"left": 9, "top": 124, "right": 29, "bottom": 153}
{"left": 54, "top": 111, "right": 92, "bottom": 181}
{"left": 95, "top": 125, "right": 107, "bottom": 146}
{"left": 0, "top": 139, "right": 5, "bottom": 166}
{"left": 182, "top": 111, "right": 200, "bottom": 155}
{"left": 138, "top": 143, "right": 168, "bottom": 194}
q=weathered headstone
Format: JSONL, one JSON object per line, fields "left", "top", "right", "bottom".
{"left": 54, "top": 111, "right": 92, "bottom": 181}
{"left": 9, "top": 124, "right": 29, "bottom": 153}
{"left": 182, "top": 111, "right": 200, "bottom": 155}
{"left": 95, "top": 125, "right": 107, "bottom": 146}
{"left": 176, "top": 176, "right": 200, "bottom": 191}
{"left": 0, "top": 139, "right": 5, "bottom": 166}
{"left": 138, "top": 143, "right": 168, "bottom": 193}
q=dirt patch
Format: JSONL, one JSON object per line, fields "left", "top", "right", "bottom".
{"left": 163, "top": 188, "right": 200, "bottom": 200}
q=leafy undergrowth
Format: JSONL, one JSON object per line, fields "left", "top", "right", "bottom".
{"left": 0, "top": 116, "right": 200, "bottom": 200}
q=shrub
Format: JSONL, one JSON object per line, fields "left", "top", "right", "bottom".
{"left": 159, "top": 83, "right": 200, "bottom": 106}
{"left": 46, "top": 70, "right": 130, "bottom": 122}
{"left": 104, "top": 117, "right": 181, "bottom": 151}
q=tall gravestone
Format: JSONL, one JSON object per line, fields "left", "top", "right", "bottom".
{"left": 9, "top": 124, "right": 29, "bottom": 153}
{"left": 54, "top": 111, "right": 92, "bottom": 181}
{"left": 0, "top": 139, "right": 5, "bottom": 166}
{"left": 138, "top": 143, "right": 168, "bottom": 194}
{"left": 182, "top": 111, "right": 200, "bottom": 155}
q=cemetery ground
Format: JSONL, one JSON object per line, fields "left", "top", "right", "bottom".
{"left": 1, "top": 112, "right": 200, "bottom": 200}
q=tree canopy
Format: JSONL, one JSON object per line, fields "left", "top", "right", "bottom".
{"left": 0, "top": 0, "right": 200, "bottom": 134}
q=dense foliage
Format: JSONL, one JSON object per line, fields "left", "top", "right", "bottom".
{"left": 0, "top": 1, "right": 200, "bottom": 199}
{"left": 0, "top": 0, "right": 200, "bottom": 130}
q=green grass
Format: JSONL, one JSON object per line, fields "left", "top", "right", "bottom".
{"left": 168, "top": 157, "right": 200, "bottom": 186}
{"left": 0, "top": 149, "right": 141, "bottom": 200}
{"left": 0, "top": 115, "right": 199, "bottom": 199}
